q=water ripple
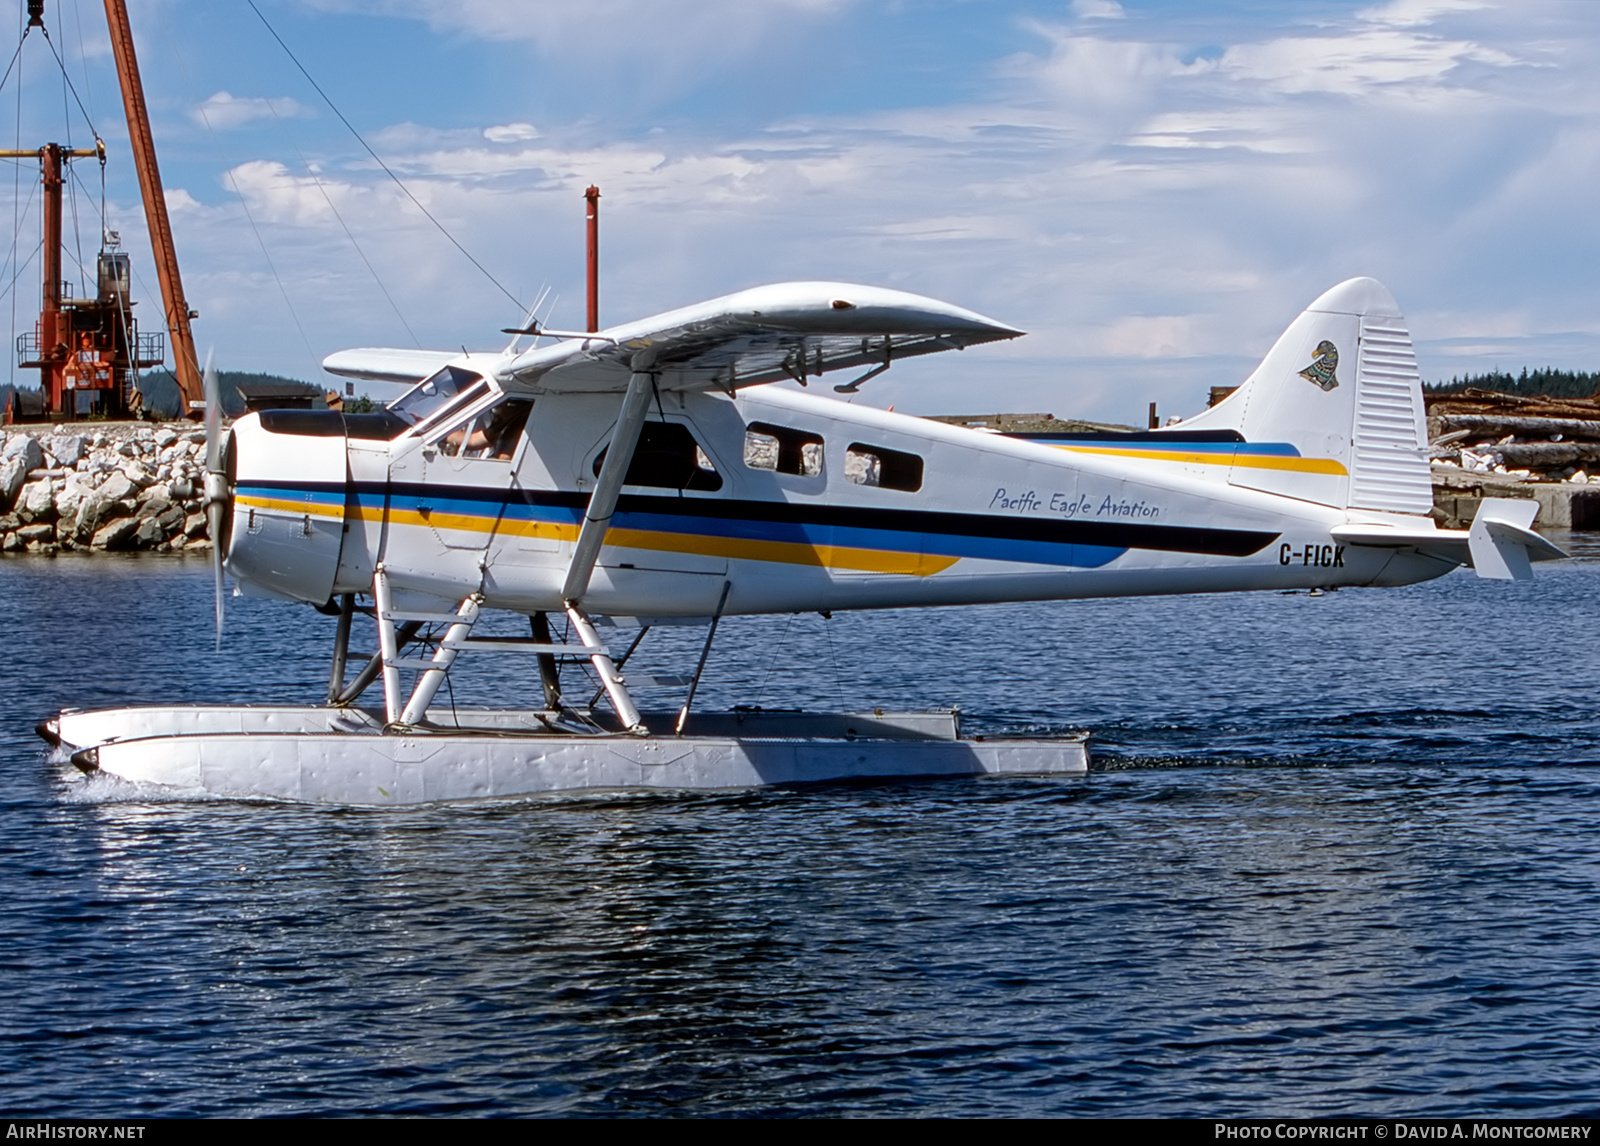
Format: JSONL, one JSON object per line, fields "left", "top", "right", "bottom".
{"left": 1, "top": 547, "right": 1599, "bottom": 1114}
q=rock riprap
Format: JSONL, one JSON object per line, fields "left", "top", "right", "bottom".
{"left": 0, "top": 424, "right": 214, "bottom": 554}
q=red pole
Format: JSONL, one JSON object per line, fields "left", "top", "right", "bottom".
{"left": 584, "top": 185, "right": 600, "bottom": 333}
{"left": 41, "top": 144, "right": 63, "bottom": 415}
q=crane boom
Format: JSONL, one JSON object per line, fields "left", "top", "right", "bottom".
{"left": 102, "top": 0, "right": 200, "bottom": 412}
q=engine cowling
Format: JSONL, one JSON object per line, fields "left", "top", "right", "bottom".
{"left": 223, "top": 411, "right": 350, "bottom": 606}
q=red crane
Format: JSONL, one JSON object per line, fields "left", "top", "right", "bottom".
{"left": 5, "top": 0, "right": 198, "bottom": 421}
{"left": 102, "top": 0, "right": 201, "bottom": 415}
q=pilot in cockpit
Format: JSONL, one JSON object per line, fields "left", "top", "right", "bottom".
{"left": 443, "top": 399, "right": 533, "bottom": 459}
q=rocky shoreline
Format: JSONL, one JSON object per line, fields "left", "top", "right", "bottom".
{"left": 0, "top": 423, "right": 213, "bottom": 554}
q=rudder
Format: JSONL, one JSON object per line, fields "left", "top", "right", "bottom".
{"left": 1170, "top": 277, "right": 1430, "bottom": 515}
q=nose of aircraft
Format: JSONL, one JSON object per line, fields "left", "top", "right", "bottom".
{"left": 222, "top": 411, "right": 351, "bottom": 606}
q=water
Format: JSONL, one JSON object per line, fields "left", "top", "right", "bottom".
{"left": 2, "top": 542, "right": 1599, "bottom": 1117}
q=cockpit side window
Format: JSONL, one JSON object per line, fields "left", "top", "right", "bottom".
{"left": 431, "top": 398, "right": 534, "bottom": 461}
{"left": 390, "top": 365, "right": 485, "bottom": 427}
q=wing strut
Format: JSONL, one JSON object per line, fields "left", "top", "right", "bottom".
{"left": 559, "top": 366, "right": 656, "bottom": 734}
{"left": 562, "top": 368, "right": 654, "bottom": 605}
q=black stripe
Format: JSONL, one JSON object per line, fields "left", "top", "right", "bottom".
{"left": 1006, "top": 429, "right": 1247, "bottom": 443}
{"left": 608, "top": 492, "right": 1278, "bottom": 558}
{"left": 245, "top": 479, "right": 1278, "bottom": 559}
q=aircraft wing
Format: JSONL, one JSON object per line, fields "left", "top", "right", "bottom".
{"left": 322, "top": 348, "right": 463, "bottom": 386}
{"left": 498, "top": 281, "right": 1023, "bottom": 395}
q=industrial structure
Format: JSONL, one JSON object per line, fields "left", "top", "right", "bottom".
{"left": 3, "top": 0, "right": 199, "bottom": 422}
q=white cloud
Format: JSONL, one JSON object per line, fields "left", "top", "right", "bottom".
{"left": 1358, "top": 0, "right": 1491, "bottom": 29}
{"left": 872, "top": 216, "right": 1023, "bottom": 243}
{"left": 1217, "top": 28, "right": 1517, "bottom": 95}
{"left": 191, "top": 91, "right": 311, "bottom": 130}
{"left": 300, "top": 0, "right": 856, "bottom": 99}
{"left": 1071, "top": 0, "right": 1124, "bottom": 19}
{"left": 1092, "top": 316, "right": 1208, "bottom": 359}
{"left": 148, "top": 2, "right": 1600, "bottom": 420}
{"left": 312, "top": 0, "right": 851, "bottom": 44}
{"left": 1011, "top": 29, "right": 1203, "bottom": 133}
{"left": 484, "top": 122, "right": 540, "bottom": 143}
{"left": 162, "top": 187, "right": 204, "bottom": 213}
{"left": 221, "top": 161, "right": 390, "bottom": 227}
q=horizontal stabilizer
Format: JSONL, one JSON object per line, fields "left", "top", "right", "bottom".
{"left": 1334, "top": 498, "right": 1565, "bottom": 579}
{"left": 1468, "top": 498, "right": 1566, "bottom": 581}
{"left": 1330, "top": 521, "right": 1466, "bottom": 561}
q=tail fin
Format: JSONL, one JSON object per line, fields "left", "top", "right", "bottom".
{"left": 1170, "top": 277, "right": 1431, "bottom": 515}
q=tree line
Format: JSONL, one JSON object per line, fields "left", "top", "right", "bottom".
{"left": 1425, "top": 368, "right": 1600, "bottom": 400}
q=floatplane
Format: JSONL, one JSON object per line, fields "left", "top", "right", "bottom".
{"left": 39, "top": 274, "right": 1562, "bottom": 804}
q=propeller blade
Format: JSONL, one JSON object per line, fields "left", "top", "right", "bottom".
{"left": 203, "top": 352, "right": 222, "bottom": 474}
{"left": 202, "top": 351, "right": 225, "bottom": 643}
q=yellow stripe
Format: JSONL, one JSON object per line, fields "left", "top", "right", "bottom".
{"left": 608, "top": 527, "right": 960, "bottom": 576}
{"left": 381, "top": 511, "right": 955, "bottom": 576}
{"left": 236, "top": 493, "right": 346, "bottom": 519}
{"left": 385, "top": 506, "right": 508, "bottom": 535}
{"left": 496, "top": 517, "right": 579, "bottom": 544}
{"left": 1053, "top": 444, "right": 1348, "bottom": 475}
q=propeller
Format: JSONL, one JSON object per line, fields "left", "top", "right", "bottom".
{"left": 201, "top": 352, "right": 228, "bottom": 644}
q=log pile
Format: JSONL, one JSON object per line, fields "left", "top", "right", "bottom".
{"left": 1426, "top": 387, "right": 1600, "bottom": 484}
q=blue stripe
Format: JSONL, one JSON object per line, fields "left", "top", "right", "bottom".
{"left": 617, "top": 508, "right": 1125, "bottom": 569}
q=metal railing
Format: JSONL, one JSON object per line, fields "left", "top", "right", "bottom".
{"left": 134, "top": 330, "right": 164, "bottom": 369}
{"left": 15, "top": 330, "right": 41, "bottom": 366}
{"left": 14, "top": 327, "right": 166, "bottom": 369}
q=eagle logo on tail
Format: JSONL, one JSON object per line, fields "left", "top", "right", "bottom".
{"left": 1298, "top": 341, "right": 1339, "bottom": 391}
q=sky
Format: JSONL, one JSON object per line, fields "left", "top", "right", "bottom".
{"left": 0, "top": 0, "right": 1596, "bottom": 424}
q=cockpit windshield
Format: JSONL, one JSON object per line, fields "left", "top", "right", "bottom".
{"left": 389, "top": 365, "right": 484, "bottom": 427}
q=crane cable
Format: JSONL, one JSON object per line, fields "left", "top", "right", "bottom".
{"left": 253, "top": 94, "right": 423, "bottom": 349}
{"left": 39, "top": 23, "right": 101, "bottom": 294}
{"left": 36, "top": 23, "right": 97, "bottom": 139}
{"left": 244, "top": 0, "right": 525, "bottom": 315}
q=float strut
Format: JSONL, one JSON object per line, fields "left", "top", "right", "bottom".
{"left": 326, "top": 593, "right": 355, "bottom": 703}
{"left": 585, "top": 625, "right": 650, "bottom": 711}
{"left": 399, "top": 593, "right": 482, "bottom": 726}
{"left": 334, "top": 621, "right": 422, "bottom": 707}
{"left": 567, "top": 605, "right": 645, "bottom": 734}
{"left": 531, "top": 611, "right": 563, "bottom": 710}
{"left": 676, "top": 580, "right": 731, "bottom": 736}
{"left": 372, "top": 566, "right": 402, "bottom": 723}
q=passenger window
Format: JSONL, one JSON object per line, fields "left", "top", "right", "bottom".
{"left": 744, "top": 422, "right": 823, "bottom": 477}
{"left": 844, "top": 443, "right": 923, "bottom": 492}
{"left": 593, "top": 421, "right": 723, "bottom": 491}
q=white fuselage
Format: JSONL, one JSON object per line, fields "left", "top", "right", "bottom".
{"left": 226, "top": 382, "right": 1454, "bottom": 620}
